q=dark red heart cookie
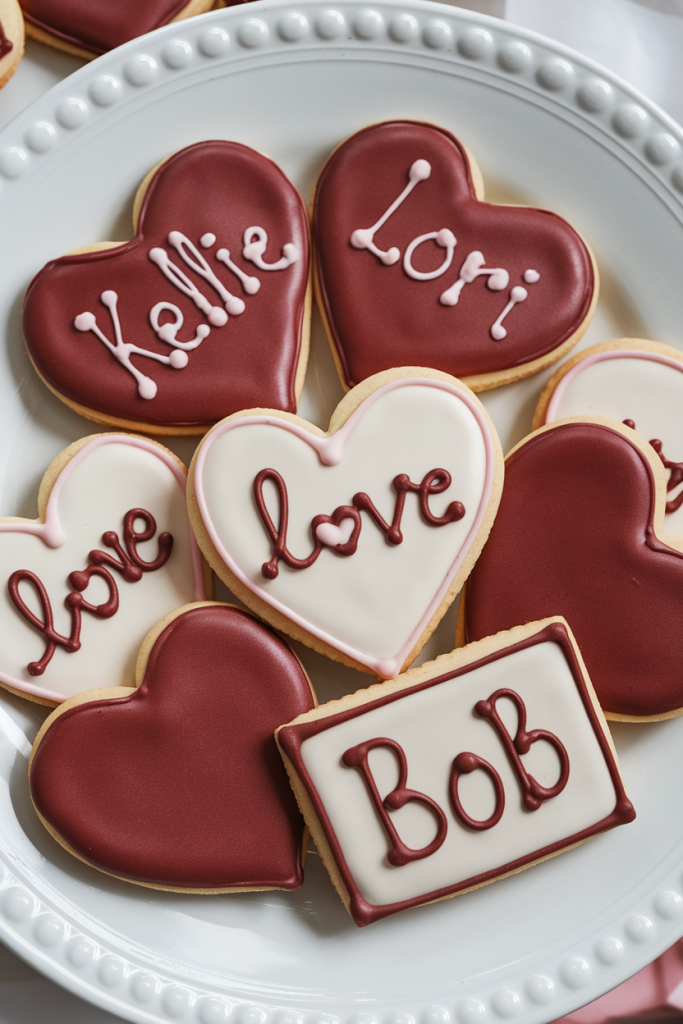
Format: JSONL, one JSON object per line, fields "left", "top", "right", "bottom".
{"left": 20, "top": 0, "right": 213, "bottom": 57}
{"left": 22, "top": 141, "right": 310, "bottom": 434}
{"left": 462, "top": 419, "right": 683, "bottom": 720}
{"left": 313, "top": 121, "right": 597, "bottom": 392}
{"left": 29, "top": 602, "right": 316, "bottom": 891}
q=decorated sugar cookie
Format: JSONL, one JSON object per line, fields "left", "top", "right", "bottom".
{"left": 0, "top": 433, "right": 206, "bottom": 706}
{"left": 0, "top": 0, "right": 24, "bottom": 89}
{"left": 30, "top": 603, "right": 316, "bottom": 892}
{"left": 22, "top": 141, "right": 311, "bottom": 435}
{"left": 312, "top": 121, "right": 598, "bottom": 393}
{"left": 535, "top": 339, "right": 683, "bottom": 535}
{"left": 19, "top": 0, "right": 214, "bottom": 58}
{"left": 460, "top": 416, "right": 683, "bottom": 721}
{"left": 277, "top": 618, "right": 634, "bottom": 926}
{"left": 188, "top": 368, "right": 503, "bottom": 679}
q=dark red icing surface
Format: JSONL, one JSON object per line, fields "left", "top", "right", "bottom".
{"left": 30, "top": 604, "right": 315, "bottom": 889}
{"left": 279, "top": 623, "right": 634, "bottom": 926}
{"left": 22, "top": 142, "right": 309, "bottom": 429}
{"left": 465, "top": 423, "right": 683, "bottom": 718}
{"left": 20, "top": 0, "right": 191, "bottom": 55}
{"left": 313, "top": 121, "right": 595, "bottom": 387}
{"left": 0, "top": 19, "right": 13, "bottom": 58}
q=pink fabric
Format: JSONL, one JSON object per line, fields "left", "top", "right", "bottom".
{"left": 553, "top": 942, "right": 683, "bottom": 1022}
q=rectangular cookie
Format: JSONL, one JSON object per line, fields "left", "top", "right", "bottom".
{"left": 276, "top": 617, "right": 634, "bottom": 926}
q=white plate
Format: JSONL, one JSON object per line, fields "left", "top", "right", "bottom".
{"left": 1, "top": 2, "right": 683, "bottom": 1021}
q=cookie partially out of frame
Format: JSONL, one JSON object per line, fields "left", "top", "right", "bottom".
{"left": 312, "top": 120, "right": 599, "bottom": 393}
{"left": 20, "top": 0, "right": 213, "bottom": 59}
{"left": 0, "top": 0, "right": 24, "bottom": 89}
{"left": 0, "top": 432, "right": 207, "bottom": 706}
{"left": 459, "top": 415, "right": 683, "bottom": 721}
{"left": 277, "top": 618, "right": 634, "bottom": 927}
{"left": 534, "top": 338, "right": 683, "bottom": 536}
{"left": 30, "top": 602, "right": 317, "bottom": 893}
{"left": 22, "top": 140, "right": 311, "bottom": 435}
{"left": 188, "top": 367, "right": 504, "bottom": 680}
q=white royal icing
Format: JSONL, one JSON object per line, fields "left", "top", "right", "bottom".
{"left": 350, "top": 159, "right": 431, "bottom": 266}
{"left": 490, "top": 285, "right": 528, "bottom": 341}
{"left": 242, "top": 226, "right": 300, "bottom": 271}
{"left": 403, "top": 230, "right": 457, "bottom": 282}
{"left": 544, "top": 349, "right": 683, "bottom": 535}
{"left": 194, "top": 378, "right": 495, "bottom": 679}
{"left": 299, "top": 638, "right": 621, "bottom": 909}
{"left": 0, "top": 436, "right": 205, "bottom": 703}
{"left": 439, "top": 251, "right": 509, "bottom": 307}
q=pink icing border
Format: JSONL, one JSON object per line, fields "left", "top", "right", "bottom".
{"left": 545, "top": 349, "right": 683, "bottom": 423}
{"left": 194, "top": 378, "right": 495, "bottom": 678}
{"left": 0, "top": 434, "right": 206, "bottom": 703}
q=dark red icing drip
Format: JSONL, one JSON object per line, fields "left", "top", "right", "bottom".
{"left": 255, "top": 466, "right": 464, "bottom": 578}
{"left": 279, "top": 622, "right": 634, "bottom": 926}
{"left": 465, "top": 423, "right": 683, "bottom": 718}
{"left": 9, "top": 508, "right": 171, "bottom": 676}
{"left": 475, "top": 689, "right": 569, "bottom": 811}
{"left": 313, "top": 121, "right": 594, "bottom": 387}
{"left": 449, "top": 752, "right": 504, "bottom": 831}
{"left": 342, "top": 738, "right": 448, "bottom": 866}
{"left": 29, "top": 604, "right": 314, "bottom": 889}
{"left": 0, "top": 19, "right": 13, "bottom": 58}
{"left": 22, "top": 142, "right": 309, "bottom": 429}
{"left": 20, "top": 0, "right": 191, "bottom": 55}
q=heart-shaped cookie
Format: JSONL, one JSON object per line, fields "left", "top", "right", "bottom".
{"left": 313, "top": 121, "right": 598, "bottom": 393}
{"left": 0, "top": 433, "right": 205, "bottom": 706}
{"left": 29, "top": 602, "right": 316, "bottom": 891}
{"left": 535, "top": 339, "right": 683, "bottom": 535}
{"left": 189, "top": 368, "right": 503, "bottom": 679}
{"left": 0, "top": 0, "right": 24, "bottom": 89}
{"left": 460, "top": 418, "right": 683, "bottom": 721}
{"left": 22, "top": 141, "right": 310, "bottom": 435}
{"left": 20, "top": 0, "right": 213, "bottom": 58}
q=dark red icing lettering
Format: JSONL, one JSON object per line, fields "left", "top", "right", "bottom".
{"left": 449, "top": 751, "right": 505, "bottom": 831}
{"left": 475, "top": 689, "right": 569, "bottom": 811}
{"left": 9, "top": 508, "right": 171, "bottom": 675}
{"left": 22, "top": 142, "right": 309, "bottom": 430}
{"left": 624, "top": 420, "right": 683, "bottom": 515}
{"left": 279, "top": 623, "right": 635, "bottom": 926}
{"left": 20, "top": 0, "right": 197, "bottom": 55}
{"left": 0, "top": 19, "right": 13, "bottom": 58}
{"left": 465, "top": 422, "right": 683, "bottom": 718}
{"left": 255, "top": 467, "right": 464, "bottom": 578}
{"left": 29, "top": 605, "right": 315, "bottom": 890}
{"left": 342, "top": 737, "right": 448, "bottom": 866}
{"left": 313, "top": 121, "right": 595, "bottom": 389}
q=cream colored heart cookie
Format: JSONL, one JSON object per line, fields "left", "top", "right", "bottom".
{"left": 188, "top": 367, "right": 503, "bottom": 679}
{"left": 0, "top": 433, "right": 207, "bottom": 705}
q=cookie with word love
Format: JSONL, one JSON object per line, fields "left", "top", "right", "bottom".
{"left": 459, "top": 416, "right": 683, "bottom": 721}
{"left": 313, "top": 120, "right": 598, "bottom": 393}
{"left": 19, "top": 0, "right": 213, "bottom": 58}
{"left": 30, "top": 602, "right": 316, "bottom": 891}
{"left": 188, "top": 367, "right": 503, "bottom": 679}
{"left": 22, "top": 141, "right": 310, "bottom": 435}
{"left": 277, "top": 617, "right": 634, "bottom": 926}
{"left": 534, "top": 339, "right": 683, "bottom": 536}
{"left": 0, "top": 0, "right": 24, "bottom": 88}
{"left": 0, "top": 433, "right": 206, "bottom": 706}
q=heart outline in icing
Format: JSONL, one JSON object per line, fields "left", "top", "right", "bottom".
{"left": 29, "top": 601, "right": 316, "bottom": 892}
{"left": 189, "top": 368, "right": 504, "bottom": 679}
{"left": 459, "top": 415, "right": 683, "bottom": 722}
